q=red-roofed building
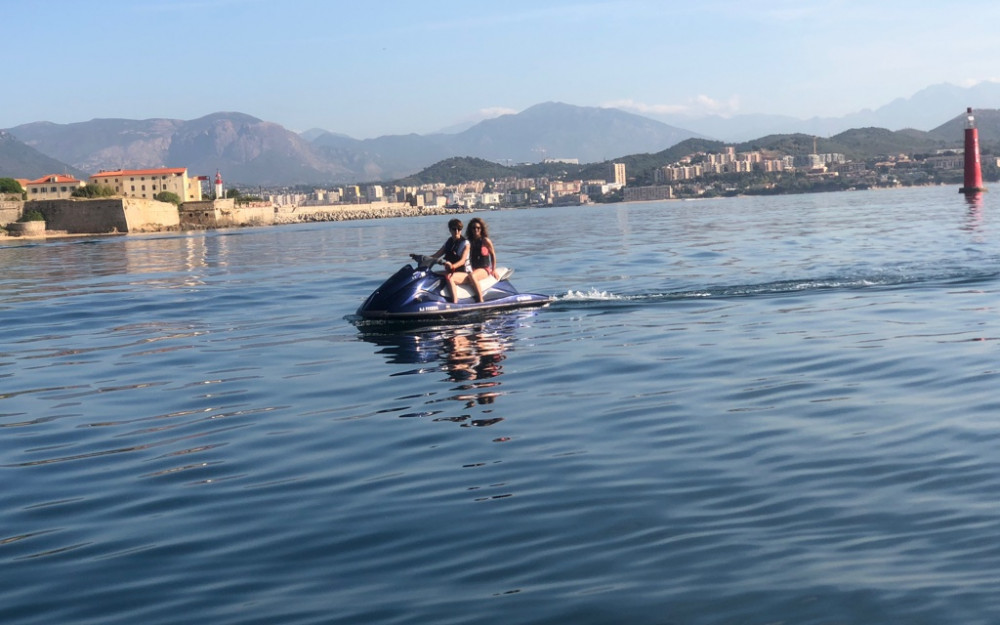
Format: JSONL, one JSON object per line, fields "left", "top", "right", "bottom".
{"left": 25, "top": 174, "right": 85, "bottom": 200}
{"left": 89, "top": 167, "right": 203, "bottom": 202}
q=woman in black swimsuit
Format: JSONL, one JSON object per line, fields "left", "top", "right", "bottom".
{"left": 464, "top": 217, "right": 497, "bottom": 303}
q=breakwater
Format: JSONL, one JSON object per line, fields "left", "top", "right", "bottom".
{"left": 272, "top": 202, "right": 455, "bottom": 224}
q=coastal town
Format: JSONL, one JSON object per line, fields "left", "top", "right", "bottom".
{"left": 0, "top": 139, "right": 994, "bottom": 238}
{"left": 265, "top": 141, "right": 989, "bottom": 207}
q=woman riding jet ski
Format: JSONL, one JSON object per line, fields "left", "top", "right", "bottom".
{"left": 355, "top": 218, "right": 550, "bottom": 321}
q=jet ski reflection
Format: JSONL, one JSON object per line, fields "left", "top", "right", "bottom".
{"left": 357, "top": 313, "right": 534, "bottom": 412}
{"left": 439, "top": 330, "right": 504, "bottom": 411}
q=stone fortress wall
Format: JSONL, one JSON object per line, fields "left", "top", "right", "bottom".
{"left": 19, "top": 198, "right": 181, "bottom": 234}
{"left": 179, "top": 198, "right": 275, "bottom": 228}
{"left": 0, "top": 196, "right": 20, "bottom": 225}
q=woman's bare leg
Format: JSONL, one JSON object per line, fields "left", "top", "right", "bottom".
{"left": 445, "top": 273, "right": 461, "bottom": 303}
{"left": 469, "top": 269, "right": 485, "bottom": 302}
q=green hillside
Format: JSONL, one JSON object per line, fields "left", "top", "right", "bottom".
{"left": 395, "top": 157, "right": 517, "bottom": 186}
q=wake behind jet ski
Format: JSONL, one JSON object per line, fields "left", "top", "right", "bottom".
{"left": 356, "top": 255, "right": 551, "bottom": 321}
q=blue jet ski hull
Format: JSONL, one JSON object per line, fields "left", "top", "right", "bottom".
{"left": 356, "top": 264, "right": 551, "bottom": 321}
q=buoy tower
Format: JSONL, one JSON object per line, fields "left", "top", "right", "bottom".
{"left": 214, "top": 170, "right": 223, "bottom": 199}
{"left": 959, "top": 107, "right": 987, "bottom": 194}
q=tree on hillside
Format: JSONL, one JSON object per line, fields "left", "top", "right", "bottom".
{"left": 0, "top": 177, "right": 23, "bottom": 194}
{"left": 154, "top": 191, "right": 182, "bottom": 205}
{"left": 72, "top": 183, "right": 116, "bottom": 198}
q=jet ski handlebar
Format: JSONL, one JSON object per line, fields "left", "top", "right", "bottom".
{"left": 408, "top": 254, "right": 439, "bottom": 271}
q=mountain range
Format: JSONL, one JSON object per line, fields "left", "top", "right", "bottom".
{"left": 650, "top": 81, "right": 1000, "bottom": 141}
{"left": 2, "top": 82, "right": 998, "bottom": 187}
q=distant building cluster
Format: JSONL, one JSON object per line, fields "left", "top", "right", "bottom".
{"left": 653, "top": 147, "right": 793, "bottom": 184}
{"left": 255, "top": 141, "right": 988, "bottom": 209}
{"left": 266, "top": 162, "right": 627, "bottom": 210}
{"left": 622, "top": 144, "right": 973, "bottom": 201}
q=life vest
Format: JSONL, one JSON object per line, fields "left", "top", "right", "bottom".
{"left": 469, "top": 237, "right": 492, "bottom": 270}
{"left": 443, "top": 237, "right": 467, "bottom": 264}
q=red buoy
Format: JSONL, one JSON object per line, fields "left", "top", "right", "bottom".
{"left": 960, "top": 107, "right": 987, "bottom": 194}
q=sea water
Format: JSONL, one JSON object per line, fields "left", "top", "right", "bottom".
{"left": 2, "top": 186, "right": 999, "bottom": 624}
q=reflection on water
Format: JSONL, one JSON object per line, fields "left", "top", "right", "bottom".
{"left": 441, "top": 329, "right": 505, "bottom": 383}
{"left": 964, "top": 191, "right": 984, "bottom": 233}
{"left": 0, "top": 232, "right": 240, "bottom": 305}
{"left": 357, "top": 314, "right": 536, "bottom": 429}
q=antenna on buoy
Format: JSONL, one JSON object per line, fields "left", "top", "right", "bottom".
{"left": 959, "top": 107, "right": 987, "bottom": 194}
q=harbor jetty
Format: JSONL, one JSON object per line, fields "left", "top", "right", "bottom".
{"left": 272, "top": 202, "right": 453, "bottom": 224}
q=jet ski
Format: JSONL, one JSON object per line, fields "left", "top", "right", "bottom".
{"left": 356, "top": 255, "right": 551, "bottom": 321}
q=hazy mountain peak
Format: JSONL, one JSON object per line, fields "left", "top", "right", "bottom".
{"left": 654, "top": 80, "right": 1000, "bottom": 142}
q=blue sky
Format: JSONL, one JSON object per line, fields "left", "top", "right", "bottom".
{"left": 6, "top": 0, "right": 1000, "bottom": 138}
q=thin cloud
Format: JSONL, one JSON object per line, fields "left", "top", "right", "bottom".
{"left": 476, "top": 107, "right": 518, "bottom": 120}
{"left": 603, "top": 96, "right": 741, "bottom": 117}
{"left": 435, "top": 107, "right": 519, "bottom": 134}
{"left": 451, "top": 107, "right": 518, "bottom": 126}
{"left": 959, "top": 78, "right": 1000, "bottom": 87}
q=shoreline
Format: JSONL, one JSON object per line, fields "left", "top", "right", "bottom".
{"left": 1, "top": 184, "right": 951, "bottom": 241}
{"left": 0, "top": 203, "right": 477, "bottom": 241}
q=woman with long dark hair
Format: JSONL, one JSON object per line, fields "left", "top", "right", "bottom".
{"left": 463, "top": 217, "right": 496, "bottom": 303}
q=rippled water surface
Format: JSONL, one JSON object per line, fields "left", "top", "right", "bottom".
{"left": 3, "top": 186, "right": 1000, "bottom": 624}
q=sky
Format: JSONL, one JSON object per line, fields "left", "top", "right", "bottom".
{"left": 5, "top": 0, "right": 1000, "bottom": 139}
